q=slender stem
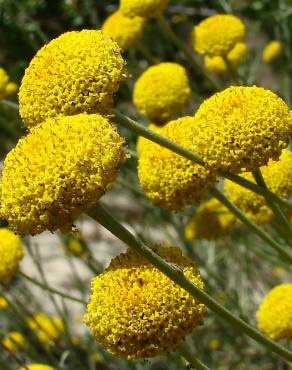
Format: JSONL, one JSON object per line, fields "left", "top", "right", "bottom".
{"left": 87, "top": 202, "right": 292, "bottom": 362}
{"left": 18, "top": 271, "right": 86, "bottom": 305}
{"left": 177, "top": 342, "right": 212, "bottom": 370}
{"left": 1, "top": 99, "right": 19, "bottom": 111}
{"left": 0, "top": 341, "right": 30, "bottom": 370}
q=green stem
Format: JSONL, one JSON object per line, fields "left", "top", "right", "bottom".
{"left": 177, "top": 342, "right": 212, "bottom": 370}
{"left": 87, "top": 202, "right": 292, "bottom": 363}
{"left": 0, "top": 341, "right": 30, "bottom": 370}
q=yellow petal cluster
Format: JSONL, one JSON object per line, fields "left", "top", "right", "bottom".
{"left": 0, "top": 296, "right": 8, "bottom": 310}
{"left": 20, "top": 365, "right": 54, "bottom": 370}
{"left": 193, "top": 86, "right": 291, "bottom": 173}
{"left": 184, "top": 198, "right": 236, "bottom": 241}
{"left": 192, "top": 15, "right": 245, "bottom": 57}
{"left": 2, "top": 331, "right": 27, "bottom": 352}
{"left": 0, "top": 114, "right": 126, "bottom": 235}
{"left": 138, "top": 117, "right": 216, "bottom": 210}
{"left": 262, "top": 41, "right": 282, "bottom": 63}
{"left": 133, "top": 63, "right": 191, "bottom": 124}
{"left": 204, "top": 55, "right": 227, "bottom": 74}
{"left": 0, "top": 228, "right": 24, "bottom": 282}
{"left": 227, "top": 42, "right": 247, "bottom": 66}
{"left": 27, "top": 313, "right": 64, "bottom": 345}
{"left": 224, "top": 149, "right": 292, "bottom": 225}
{"left": 84, "top": 245, "right": 205, "bottom": 359}
{"left": 19, "top": 30, "right": 127, "bottom": 128}
{"left": 136, "top": 123, "right": 163, "bottom": 156}
{"left": 102, "top": 10, "right": 145, "bottom": 50}
{"left": 0, "top": 68, "right": 17, "bottom": 99}
{"left": 257, "top": 284, "right": 292, "bottom": 340}
{"left": 120, "top": 0, "right": 169, "bottom": 18}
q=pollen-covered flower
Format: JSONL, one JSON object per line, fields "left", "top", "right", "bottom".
{"left": 0, "top": 229, "right": 24, "bottom": 282}
{"left": 19, "top": 30, "right": 127, "bottom": 128}
{"left": 224, "top": 149, "right": 292, "bottom": 225}
{"left": 133, "top": 63, "right": 191, "bottom": 124}
{"left": 193, "top": 86, "right": 291, "bottom": 173}
{"left": 262, "top": 41, "right": 282, "bottom": 63}
{"left": 27, "top": 313, "right": 64, "bottom": 345}
{"left": 0, "top": 296, "right": 8, "bottom": 310}
{"left": 184, "top": 198, "right": 236, "bottom": 241}
{"left": 0, "top": 114, "right": 126, "bottom": 235}
{"left": 120, "top": 0, "right": 169, "bottom": 18}
{"left": 102, "top": 10, "right": 145, "bottom": 50}
{"left": 138, "top": 117, "right": 216, "bottom": 210}
{"left": 192, "top": 15, "right": 245, "bottom": 57}
{"left": 136, "top": 123, "right": 163, "bottom": 156}
{"left": 257, "top": 284, "right": 292, "bottom": 341}
{"left": 204, "top": 55, "right": 227, "bottom": 74}
{"left": 84, "top": 245, "right": 205, "bottom": 359}
{"left": 2, "top": 331, "right": 27, "bottom": 352}
{"left": 20, "top": 365, "right": 55, "bottom": 370}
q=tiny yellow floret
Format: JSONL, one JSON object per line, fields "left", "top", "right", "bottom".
{"left": 0, "top": 296, "right": 8, "bottom": 310}
{"left": 2, "top": 331, "right": 27, "bottom": 352}
{"left": 193, "top": 86, "right": 291, "bottom": 173}
{"left": 134, "top": 63, "right": 191, "bottom": 124}
{"left": 20, "top": 365, "right": 55, "bottom": 370}
{"left": 84, "top": 245, "right": 205, "bottom": 359}
{"left": 0, "top": 114, "right": 126, "bottom": 235}
{"left": 204, "top": 55, "right": 227, "bottom": 74}
{"left": 27, "top": 313, "right": 64, "bottom": 345}
{"left": 120, "top": 0, "right": 169, "bottom": 18}
{"left": 0, "top": 68, "right": 17, "bottom": 99}
{"left": 19, "top": 30, "right": 127, "bottom": 128}
{"left": 257, "top": 284, "right": 292, "bottom": 341}
{"left": 138, "top": 116, "right": 216, "bottom": 210}
{"left": 0, "top": 229, "right": 24, "bottom": 282}
{"left": 227, "top": 42, "right": 247, "bottom": 67}
{"left": 136, "top": 123, "right": 163, "bottom": 156}
{"left": 262, "top": 41, "right": 282, "bottom": 63}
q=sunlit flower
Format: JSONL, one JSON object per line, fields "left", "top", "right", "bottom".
{"left": 262, "top": 41, "right": 282, "bottom": 63}
{"left": 120, "top": 0, "right": 169, "bottom": 18}
{"left": 27, "top": 313, "right": 64, "bottom": 345}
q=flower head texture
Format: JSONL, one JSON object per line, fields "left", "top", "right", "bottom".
{"left": 0, "top": 228, "right": 24, "bottom": 282}
{"left": 184, "top": 198, "right": 236, "bottom": 241}
{"left": 20, "top": 365, "right": 54, "bottom": 370}
{"left": 262, "top": 41, "right": 282, "bottom": 63}
{"left": 224, "top": 149, "right": 292, "bottom": 225}
{"left": 192, "top": 15, "right": 245, "bottom": 57}
{"left": 102, "top": 10, "right": 145, "bottom": 50}
{"left": 27, "top": 313, "right": 64, "bottom": 345}
{"left": 19, "top": 30, "right": 127, "bottom": 128}
{"left": 133, "top": 63, "right": 191, "bottom": 124}
{"left": 193, "top": 86, "right": 291, "bottom": 173}
{"left": 120, "top": 0, "right": 169, "bottom": 18}
{"left": 0, "top": 114, "right": 126, "bottom": 235}
{"left": 227, "top": 42, "right": 247, "bottom": 66}
{"left": 2, "top": 332, "right": 27, "bottom": 352}
{"left": 84, "top": 245, "right": 205, "bottom": 359}
{"left": 204, "top": 55, "right": 227, "bottom": 74}
{"left": 138, "top": 117, "right": 216, "bottom": 210}
{"left": 136, "top": 123, "right": 163, "bottom": 156}
{"left": 257, "top": 284, "right": 292, "bottom": 340}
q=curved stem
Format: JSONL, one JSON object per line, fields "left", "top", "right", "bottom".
{"left": 87, "top": 202, "right": 292, "bottom": 363}
{"left": 177, "top": 342, "right": 212, "bottom": 370}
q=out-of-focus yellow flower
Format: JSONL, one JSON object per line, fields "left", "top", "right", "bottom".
{"left": 193, "top": 86, "right": 292, "bottom": 173}
{"left": 184, "top": 198, "right": 236, "bottom": 241}
{"left": 64, "top": 232, "right": 87, "bottom": 257}
{"left": 272, "top": 266, "right": 286, "bottom": 277}
{"left": 133, "top": 63, "right": 191, "bottom": 124}
{"left": 5, "top": 82, "right": 18, "bottom": 95}
{"left": 136, "top": 123, "right": 163, "bottom": 156}
{"left": 192, "top": 15, "right": 245, "bottom": 57}
{"left": 0, "top": 114, "right": 126, "bottom": 235}
{"left": 204, "top": 55, "right": 227, "bottom": 74}
{"left": 262, "top": 41, "right": 282, "bottom": 63}
{"left": 0, "top": 229, "right": 24, "bottom": 282}
{"left": 0, "top": 68, "right": 17, "bottom": 99}
{"left": 20, "top": 365, "right": 55, "bottom": 370}
{"left": 257, "top": 284, "right": 292, "bottom": 340}
{"left": 27, "top": 313, "right": 64, "bottom": 346}
{"left": 19, "top": 30, "right": 127, "bottom": 128}
{"left": 84, "top": 246, "right": 205, "bottom": 359}
{"left": 0, "top": 296, "right": 8, "bottom": 310}
{"left": 227, "top": 42, "right": 247, "bottom": 67}
{"left": 2, "top": 331, "right": 27, "bottom": 352}
{"left": 208, "top": 338, "right": 220, "bottom": 351}
{"left": 120, "top": 0, "right": 169, "bottom": 18}
{"left": 102, "top": 10, "right": 145, "bottom": 50}
{"left": 138, "top": 116, "right": 216, "bottom": 210}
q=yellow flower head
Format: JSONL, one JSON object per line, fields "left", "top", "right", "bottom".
{"left": 224, "top": 149, "right": 292, "bottom": 225}
{"left": 20, "top": 365, "right": 54, "bottom": 370}
{"left": 227, "top": 42, "right": 247, "bottom": 67}
{"left": 208, "top": 338, "right": 220, "bottom": 351}
{"left": 120, "top": 0, "right": 169, "bottom": 18}
{"left": 133, "top": 63, "right": 191, "bottom": 124}
{"left": 184, "top": 198, "right": 236, "bottom": 241}
{"left": 138, "top": 116, "right": 216, "bottom": 210}
{"left": 262, "top": 41, "right": 282, "bottom": 63}
{"left": 0, "top": 229, "right": 24, "bottom": 282}
{"left": 0, "top": 114, "right": 126, "bottom": 236}
{"left": 0, "top": 296, "right": 8, "bottom": 310}
{"left": 27, "top": 313, "right": 64, "bottom": 345}
{"left": 193, "top": 86, "right": 291, "bottom": 173}
{"left": 136, "top": 123, "right": 163, "bottom": 156}
{"left": 257, "top": 284, "right": 292, "bottom": 341}
{"left": 5, "top": 82, "right": 18, "bottom": 96}
{"left": 84, "top": 245, "right": 205, "bottom": 359}
{"left": 19, "top": 30, "right": 127, "bottom": 128}
{"left": 102, "top": 10, "right": 145, "bottom": 50}
{"left": 2, "top": 331, "right": 27, "bottom": 352}
{"left": 65, "top": 232, "right": 87, "bottom": 257}
{"left": 204, "top": 55, "right": 227, "bottom": 74}
{"left": 192, "top": 14, "right": 245, "bottom": 57}
{"left": 0, "top": 68, "right": 16, "bottom": 99}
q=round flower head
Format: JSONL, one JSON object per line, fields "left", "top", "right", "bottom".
{"left": 20, "top": 365, "right": 54, "bottom": 370}
{"left": 224, "top": 149, "right": 292, "bottom": 225}
{"left": 0, "top": 228, "right": 24, "bottom": 282}
{"left": 0, "top": 296, "right": 8, "bottom": 310}
{"left": 120, "top": 0, "right": 169, "bottom": 18}
{"left": 2, "top": 332, "right": 27, "bottom": 352}
{"left": 136, "top": 123, "right": 163, "bottom": 156}
{"left": 84, "top": 245, "right": 205, "bottom": 359}
{"left": 0, "top": 68, "right": 9, "bottom": 94}
{"left": 192, "top": 14, "right": 245, "bottom": 57}
{"left": 0, "top": 114, "right": 126, "bottom": 235}
{"left": 102, "top": 10, "right": 145, "bottom": 50}
{"left": 184, "top": 198, "right": 236, "bottom": 241}
{"left": 133, "top": 63, "right": 191, "bottom": 124}
{"left": 227, "top": 42, "right": 247, "bottom": 67}
{"left": 204, "top": 55, "right": 227, "bottom": 75}
{"left": 27, "top": 313, "right": 64, "bottom": 345}
{"left": 138, "top": 117, "right": 216, "bottom": 211}
{"left": 19, "top": 30, "right": 127, "bottom": 128}
{"left": 193, "top": 86, "right": 292, "bottom": 173}
{"left": 257, "top": 284, "right": 292, "bottom": 341}
{"left": 262, "top": 41, "right": 282, "bottom": 64}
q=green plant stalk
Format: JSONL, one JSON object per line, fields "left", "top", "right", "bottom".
{"left": 177, "top": 342, "right": 212, "bottom": 370}
{"left": 87, "top": 202, "right": 292, "bottom": 362}
{"left": 0, "top": 340, "right": 30, "bottom": 370}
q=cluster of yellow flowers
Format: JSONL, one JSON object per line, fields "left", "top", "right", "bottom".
{"left": 2, "top": 331, "right": 27, "bottom": 352}
{"left": 0, "top": 67, "right": 17, "bottom": 99}
{"left": 27, "top": 313, "right": 64, "bottom": 346}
